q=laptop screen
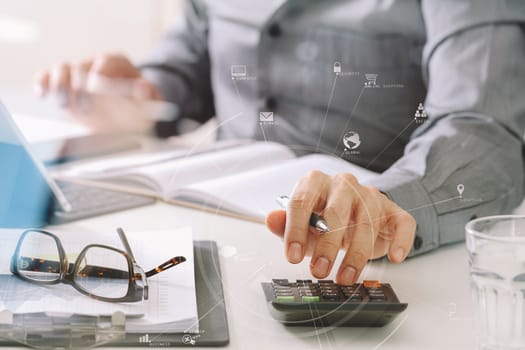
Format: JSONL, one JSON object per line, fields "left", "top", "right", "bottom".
{"left": 0, "top": 102, "right": 62, "bottom": 228}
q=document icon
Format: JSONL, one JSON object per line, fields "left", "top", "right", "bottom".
{"left": 259, "top": 111, "right": 274, "bottom": 122}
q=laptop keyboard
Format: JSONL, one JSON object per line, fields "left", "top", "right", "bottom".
{"left": 52, "top": 181, "right": 155, "bottom": 223}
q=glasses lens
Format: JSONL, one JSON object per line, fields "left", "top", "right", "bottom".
{"left": 73, "top": 247, "right": 130, "bottom": 299}
{"left": 16, "top": 230, "right": 61, "bottom": 282}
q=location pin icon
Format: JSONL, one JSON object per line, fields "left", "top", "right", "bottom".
{"left": 457, "top": 184, "right": 464, "bottom": 197}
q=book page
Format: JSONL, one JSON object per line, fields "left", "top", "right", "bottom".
{"left": 173, "top": 154, "right": 380, "bottom": 220}
{"left": 57, "top": 141, "right": 295, "bottom": 199}
{"left": 0, "top": 227, "right": 199, "bottom": 333}
{"left": 156, "top": 142, "right": 295, "bottom": 198}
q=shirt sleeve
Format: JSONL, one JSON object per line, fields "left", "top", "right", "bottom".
{"left": 140, "top": 0, "right": 215, "bottom": 137}
{"left": 364, "top": 0, "right": 525, "bottom": 256}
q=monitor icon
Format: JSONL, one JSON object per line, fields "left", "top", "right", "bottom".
{"left": 231, "top": 65, "right": 247, "bottom": 78}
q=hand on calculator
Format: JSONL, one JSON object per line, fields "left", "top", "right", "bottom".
{"left": 266, "top": 171, "right": 417, "bottom": 285}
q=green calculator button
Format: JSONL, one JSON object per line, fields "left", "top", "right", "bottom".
{"left": 276, "top": 295, "right": 296, "bottom": 302}
{"left": 302, "top": 296, "right": 320, "bottom": 302}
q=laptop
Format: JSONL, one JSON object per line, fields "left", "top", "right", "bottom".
{"left": 0, "top": 101, "right": 155, "bottom": 228}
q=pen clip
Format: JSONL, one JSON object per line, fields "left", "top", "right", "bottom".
{"left": 275, "top": 195, "right": 290, "bottom": 209}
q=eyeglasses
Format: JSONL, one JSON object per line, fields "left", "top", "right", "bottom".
{"left": 10, "top": 228, "right": 186, "bottom": 303}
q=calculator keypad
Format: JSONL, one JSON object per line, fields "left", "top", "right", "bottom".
{"left": 271, "top": 279, "right": 389, "bottom": 303}
{"left": 263, "top": 278, "right": 407, "bottom": 327}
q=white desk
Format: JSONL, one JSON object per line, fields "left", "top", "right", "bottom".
{"left": 4, "top": 202, "right": 476, "bottom": 350}
{"left": 4, "top": 113, "right": 488, "bottom": 349}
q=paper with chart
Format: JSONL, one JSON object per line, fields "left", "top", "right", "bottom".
{"left": 0, "top": 227, "right": 199, "bottom": 333}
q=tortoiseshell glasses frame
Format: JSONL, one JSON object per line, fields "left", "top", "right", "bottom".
{"left": 10, "top": 229, "right": 186, "bottom": 303}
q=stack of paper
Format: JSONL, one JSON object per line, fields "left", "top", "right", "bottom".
{"left": 0, "top": 227, "right": 199, "bottom": 334}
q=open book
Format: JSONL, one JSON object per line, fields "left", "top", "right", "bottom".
{"left": 56, "top": 142, "right": 380, "bottom": 222}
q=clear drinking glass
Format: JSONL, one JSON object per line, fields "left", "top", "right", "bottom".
{"left": 466, "top": 215, "right": 525, "bottom": 350}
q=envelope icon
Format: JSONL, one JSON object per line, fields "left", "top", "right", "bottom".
{"left": 260, "top": 111, "right": 274, "bottom": 122}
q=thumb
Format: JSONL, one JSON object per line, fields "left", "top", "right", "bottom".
{"left": 91, "top": 53, "right": 140, "bottom": 78}
{"left": 133, "top": 78, "right": 164, "bottom": 100}
{"left": 266, "top": 210, "right": 286, "bottom": 238}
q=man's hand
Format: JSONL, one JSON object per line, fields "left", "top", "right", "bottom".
{"left": 34, "top": 53, "right": 164, "bottom": 132}
{"left": 266, "top": 171, "right": 416, "bottom": 285}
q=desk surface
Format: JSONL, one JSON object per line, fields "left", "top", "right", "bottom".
{"left": 5, "top": 202, "right": 476, "bottom": 350}
{"left": 5, "top": 113, "right": 484, "bottom": 349}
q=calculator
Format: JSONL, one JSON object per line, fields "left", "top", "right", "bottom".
{"left": 261, "top": 279, "right": 407, "bottom": 327}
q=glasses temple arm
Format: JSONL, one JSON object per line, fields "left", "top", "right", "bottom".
{"left": 145, "top": 256, "right": 186, "bottom": 278}
{"left": 117, "top": 227, "right": 137, "bottom": 263}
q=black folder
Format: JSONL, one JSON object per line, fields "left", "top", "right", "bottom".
{"left": 115, "top": 240, "right": 230, "bottom": 347}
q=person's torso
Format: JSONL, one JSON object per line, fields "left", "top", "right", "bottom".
{"left": 206, "top": 0, "right": 427, "bottom": 171}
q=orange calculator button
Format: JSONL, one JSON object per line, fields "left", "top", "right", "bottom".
{"left": 363, "top": 280, "right": 382, "bottom": 288}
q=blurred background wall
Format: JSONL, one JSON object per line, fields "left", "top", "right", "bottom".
{"left": 0, "top": 0, "right": 182, "bottom": 114}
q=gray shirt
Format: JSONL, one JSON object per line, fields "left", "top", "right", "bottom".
{"left": 141, "top": 0, "right": 525, "bottom": 256}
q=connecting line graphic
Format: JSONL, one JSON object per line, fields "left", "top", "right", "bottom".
{"left": 312, "top": 307, "right": 336, "bottom": 350}
{"left": 232, "top": 76, "right": 269, "bottom": 142}
{"left": 371, "top": 313, "right": 409, "bottom": 350}
{"left": 316, "top": 74, "right": 339, "bottom": 152}
{"left": 232, "top": 79, "right": 242, "bottom": 101}
{"left": 181, "top": 263, "right": 268, "bottom": 335}
{"left": 172, "top": 75, "right": 248, "bottom": 176}
{"left": 407, "top": 195, "right": 462, "bottom": 212}
{"left": 164, "top": 110, "right": 243, "bottom": 192}
{"left": 148, "top": 262, "right": 268, "bottom": 342}
{"left": 365, "top": 118, "right": 416, "bottom": 169}
{"left": 310, "top": 305, "right": 331, "bottom": 350}
{"left": 260, "top": 122, "right": 268, "bottom": 142}
{"left": 326, "top": 195, "right": 462, "bottom": 235}
{"left": 332, "top": 86, "right": 365, "bottom": 155}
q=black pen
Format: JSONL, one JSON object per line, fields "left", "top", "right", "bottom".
{"left": 276, "top": 195, "right": 330, "bottom": 234}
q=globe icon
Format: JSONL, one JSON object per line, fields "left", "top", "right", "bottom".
{"left": 343, "top": 131, "right": 361, "bottom": 150}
